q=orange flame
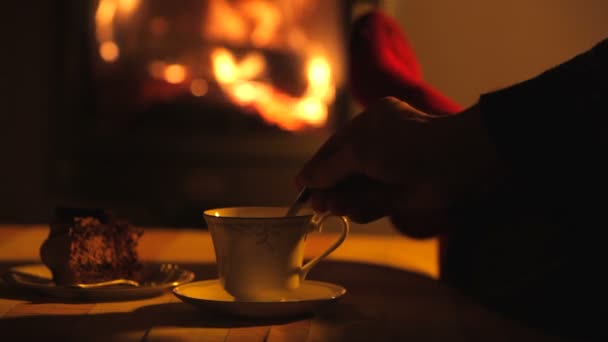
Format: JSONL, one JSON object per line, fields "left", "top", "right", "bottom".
{"left": 211, "top": 48, "right": 333, "bottom": 130}
{"left": 95, "top": 0, "right": 140, "bottom": 62}
{"left": 164, "top": 64, "right": 187, "bottom": 84}
{"left": 96, "top": 0, "right": 336, "bottom": 131}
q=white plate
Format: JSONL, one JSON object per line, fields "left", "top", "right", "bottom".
{"left": 4, "top": 263, "right": 195, "bottom": 301}
{"left": 172, "top": 279, "right": 346, "bottom": 318}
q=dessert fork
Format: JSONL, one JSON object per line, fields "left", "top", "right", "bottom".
{"left": 71, "top": 279, "right": 140, "bottom": 288}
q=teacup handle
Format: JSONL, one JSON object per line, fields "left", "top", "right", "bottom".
{"left": 299, "top": 213, "right": 349, "bottom": 280}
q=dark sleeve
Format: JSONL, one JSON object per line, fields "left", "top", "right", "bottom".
{"left": 443, "top": 40, "right": 608, "bottom": 340}
{"left": 478, "top": 39, "right": 608, "bottom": 205}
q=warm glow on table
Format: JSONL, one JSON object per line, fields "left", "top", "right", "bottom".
{"left": 0, "top": 225, "right": 550, "bottom": 341}
{"left": 0, "top": 226, "right": 438, "bottom": 279}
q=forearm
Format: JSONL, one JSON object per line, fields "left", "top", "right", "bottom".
{"left": 389, "top": 104, "right": 506, "bottom": 237}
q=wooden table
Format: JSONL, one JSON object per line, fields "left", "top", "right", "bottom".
{"left": 0, "top": 225, "right": 560, "bottom": 341}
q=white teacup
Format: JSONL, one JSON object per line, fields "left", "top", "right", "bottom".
{"left": 203, "top": 206, "right": 349, "bottom": 301}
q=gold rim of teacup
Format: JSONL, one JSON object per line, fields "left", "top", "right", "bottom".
{"left": 203, "top": 206, "right": 314, "bottom": 220}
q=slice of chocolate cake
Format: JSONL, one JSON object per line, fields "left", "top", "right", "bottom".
{"left": 40, "top": 207, "right": 143, "bottom": 285}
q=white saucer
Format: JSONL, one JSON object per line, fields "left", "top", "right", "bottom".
{"left": 172, "top": 279, "right": 346, "bottom": 318}
{"left": 4, "top": 263, "right": 195, "bottom": 301}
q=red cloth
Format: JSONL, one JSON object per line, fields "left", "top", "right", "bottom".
{"left": 349, "top": 10, "right": 462, "bottom": 115}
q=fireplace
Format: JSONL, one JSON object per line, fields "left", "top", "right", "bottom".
{"left": 50, "top": 0, "right": 371, "bottom": 226}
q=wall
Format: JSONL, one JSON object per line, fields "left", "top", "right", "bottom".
{"left": 383, "top": 0, "right": 608, "bottom": 107}
{"left": 0, "top": 2, "right": 52, "bottom": 222}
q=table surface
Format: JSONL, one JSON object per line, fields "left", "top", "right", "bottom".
{"left": 0, "top": 225, "right": 560, "bottom": 341}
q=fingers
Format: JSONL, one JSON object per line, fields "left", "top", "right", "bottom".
{"left": 308, "top": 175, "right": 404, "bottom": 224}
{"left": 298, "top": 97, "right": 426, "bottom": 190}
{"left": 297, "top": 126, "right": 358, "bottom": 189}
{"left": 296, "top": 96, "right": 443, "bottom": 226}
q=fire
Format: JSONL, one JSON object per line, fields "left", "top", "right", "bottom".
{"left": 99, "top": 41, "right": 119, "bottom": 62}
{"left": 95, "top": 0, "right": 140, "bottom": 62}
{"left": 190, "top": 79, "right": 209, "bottom": 97}
{"left": 297, "top": 98, "right": 327, "bottom": 125}
{"left": 212, "top": 49, "right": 238, "bottom": 84}
{"left": 211, "top": 48, "right": 333, "bottom": 130}
{"left": 307, "top": 57, "right": 333, "bottom": 100}
{"left": 203, "top": 0, "right": 335, "bottom": 130}
{"left": 96, "top": 0, "right": 117, "bottom": 39}
{"left": 95, "top": 0, "right": 337, "bottom": 131}
{"left": 117, "top": 0, "right": 139, "bottom": 14}
{"left": 238, "top": 53, "right": 265, "bottom": 79}
{"left": 164, "top": 64, "right": 187, "bottom": 84}
{"left": 232, "top": 82, "right": 259, "bottom": 104}
{"left": 308, "top": 58, "right": 330, "bottom": 88}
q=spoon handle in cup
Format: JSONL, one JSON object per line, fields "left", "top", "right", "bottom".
{"left": 285, "top": 187, "right": 311, "bottom": 216}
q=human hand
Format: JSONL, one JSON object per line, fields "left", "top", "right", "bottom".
{"left": 296, "top": 97, "right": 500, "bottom": 238}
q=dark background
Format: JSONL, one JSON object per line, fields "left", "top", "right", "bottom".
{"left": 1, "top": 0, "right": 607, "bottom": 229}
